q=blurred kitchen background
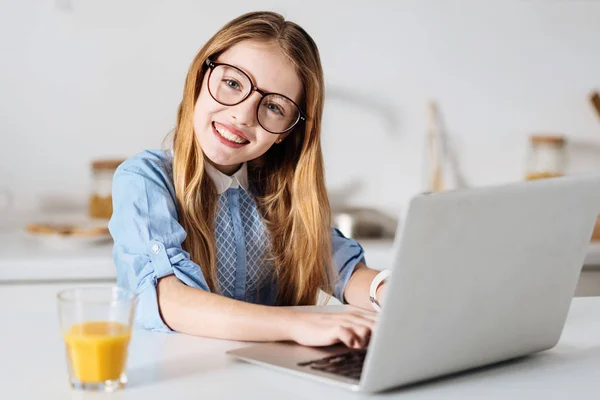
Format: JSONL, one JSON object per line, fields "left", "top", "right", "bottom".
{"left": 1, "top": 1, "right": 600, "bottom": 292}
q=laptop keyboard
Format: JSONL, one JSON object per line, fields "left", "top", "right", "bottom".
{"left": 297, "top": 349, "right": 366, "bottom": 381}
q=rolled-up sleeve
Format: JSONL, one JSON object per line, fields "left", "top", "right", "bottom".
{"left": 330, "top": 228, "right": 366, "bottom": 302}
{"left": 108, "top": 154, "right": 210, "bottom": 332}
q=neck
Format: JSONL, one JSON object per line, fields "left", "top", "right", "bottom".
{"left": 208, "top": 160, "right": 242, "bottom": 176}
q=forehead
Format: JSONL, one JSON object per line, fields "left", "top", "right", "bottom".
{"left": 216, "top": 40, "right": 303, "bottom": 103}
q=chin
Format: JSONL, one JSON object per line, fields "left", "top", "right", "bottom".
{"left": 202, "top": 145, "right": 239, "bottom": 167}
{"left": 202, "top": 148, "right": 226, "bottom": 165}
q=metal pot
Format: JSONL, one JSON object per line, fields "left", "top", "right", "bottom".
{"left": 332, "top": 207, "right": 398, "bottom": 239}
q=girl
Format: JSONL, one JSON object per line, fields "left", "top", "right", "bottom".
{"left": 109, "top": 11, "right": 390, "bottom": 350}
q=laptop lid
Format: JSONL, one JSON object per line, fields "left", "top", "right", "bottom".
{"left": 360, "top": 175, "right": 600, "bottom": 392}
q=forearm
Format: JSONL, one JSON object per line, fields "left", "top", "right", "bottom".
{"left": 343, "top": 262, "right": 384, "bottom": 310}
{"left": 157, "top": 275, "right": 296, "bottom": 341}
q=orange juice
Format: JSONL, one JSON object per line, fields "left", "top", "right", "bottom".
{"left": 64, "top": 321, "right": 131, "bottom": 383}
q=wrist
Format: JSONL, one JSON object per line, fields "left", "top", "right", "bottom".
{"left": 278, "top": 309, "right": 301, "bottom": 341}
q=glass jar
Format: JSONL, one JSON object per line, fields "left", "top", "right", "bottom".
{"left": 89, "top": 159, "right": 123, "bottom": 219}
{"left": 525, "top": 134, "right": 566, "bottom": 180}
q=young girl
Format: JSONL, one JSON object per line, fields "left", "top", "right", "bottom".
{"left": 109, "top": 11, "right": 390, "bottom": 350}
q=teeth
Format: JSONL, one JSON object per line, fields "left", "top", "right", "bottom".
{"left": 215, "top": 124, "right": 246, "bottom": 144}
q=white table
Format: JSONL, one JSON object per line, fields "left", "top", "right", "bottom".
{"left": 1, "top": 282, "right": 599, "bottom": 399}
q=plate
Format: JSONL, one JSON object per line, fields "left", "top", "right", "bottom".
{"left": 24, "top": 218, "right": 112, "bottom": 248}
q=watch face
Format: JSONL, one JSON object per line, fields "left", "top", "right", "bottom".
{"left": 369, "top": 296, "right": 382, "bottom": 312}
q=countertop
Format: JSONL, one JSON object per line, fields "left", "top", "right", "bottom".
{"left": 1, "top": 282, "right": 600, "bottom": 399}
{"left": 0, "top": 212, "right": 395, "bottom": 282}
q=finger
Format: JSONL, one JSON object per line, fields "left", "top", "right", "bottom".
{"left": 343, "top": 324, "right": 371, "bottom": 348}
{"left": 337, "top": 326, "right": 361, "bottom": 349}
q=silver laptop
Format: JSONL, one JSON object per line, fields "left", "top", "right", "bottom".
{"left": 227, "top": 174, "right": 600, "bottom": 393}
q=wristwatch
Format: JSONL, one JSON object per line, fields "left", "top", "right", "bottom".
{"left": 369, "top": 269, "right": 391, "bottom": 312}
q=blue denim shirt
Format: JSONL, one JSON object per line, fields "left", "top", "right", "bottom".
{"left": 108, "top": 150, "right": 366, "bottom": 332}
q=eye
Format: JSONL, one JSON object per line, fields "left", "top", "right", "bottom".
{"left": 224, "top": 79, "right": 241, "bottom": 90}
{"left": 265, "top": 102, "right": 284, "bottom": 116}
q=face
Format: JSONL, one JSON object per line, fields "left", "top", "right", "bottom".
{"left": 193, "top": 40, "right": 303, "bottom": 175}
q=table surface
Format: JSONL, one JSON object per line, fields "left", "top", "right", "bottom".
{"left": 1, "top": 282, "right": 600, "bottom": 399}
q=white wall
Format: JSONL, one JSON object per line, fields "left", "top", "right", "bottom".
{"left": 1, "top": 0, "right": 600, "bottom": 218}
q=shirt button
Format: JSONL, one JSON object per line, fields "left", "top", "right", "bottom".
{"left": 151, "top": 244, "right": 160, "bottom": 254}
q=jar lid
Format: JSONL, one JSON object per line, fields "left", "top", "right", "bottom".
{"left": 529, "top": 134, "right": 566, "bottom": 145}
{"left": 91, "top": 159, "right": 125, "bottom": 171}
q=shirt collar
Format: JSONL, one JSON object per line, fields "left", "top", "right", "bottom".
{"left": 204, "top": 161, "right": 249, "bottom": 194}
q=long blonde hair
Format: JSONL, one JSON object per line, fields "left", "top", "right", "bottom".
{"left": 172, "top": 11, "right": 332, "bottom": 306}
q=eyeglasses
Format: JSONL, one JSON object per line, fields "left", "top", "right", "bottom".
{"left": 204, "top": 59, "right": 307, "bottom": 134}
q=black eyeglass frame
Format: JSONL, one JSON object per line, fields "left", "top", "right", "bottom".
{"left": 204, "top": 58, "right": 307, "bottom": 134}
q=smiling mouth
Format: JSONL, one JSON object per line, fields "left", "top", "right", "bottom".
{"left": 212, "top": 122, "right": 250, "bottom": 145}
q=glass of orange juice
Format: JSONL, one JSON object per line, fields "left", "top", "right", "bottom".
{"left": 57, "top": 286, "right": 136, "bottom": 392}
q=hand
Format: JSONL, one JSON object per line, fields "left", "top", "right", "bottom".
{"left": 288, "top": 311, "right": 377, "bottom": 349}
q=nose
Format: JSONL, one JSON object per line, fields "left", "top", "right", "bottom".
{"left": 230, "top": 92, "right": 261, "bottom": 127}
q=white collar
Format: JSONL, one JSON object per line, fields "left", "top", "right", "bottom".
{"left": 204, "top": 161, "right": 249, "bottom": 194}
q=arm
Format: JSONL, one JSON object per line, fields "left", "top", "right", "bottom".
{"left": 158, "top": 275, "right": 374, "bottom": 348}
{"left": 343, "top": 262, "right": 387, "bottom": 310}
{"left": 157, "top": 275, "right": 294, "bottom": 340}
{"left": 329, "top": 229, "right": 386, "bottom": 310}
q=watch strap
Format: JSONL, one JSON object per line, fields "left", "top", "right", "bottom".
{"left": 369, "top": 269, "right": 391, "bottom": 312}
